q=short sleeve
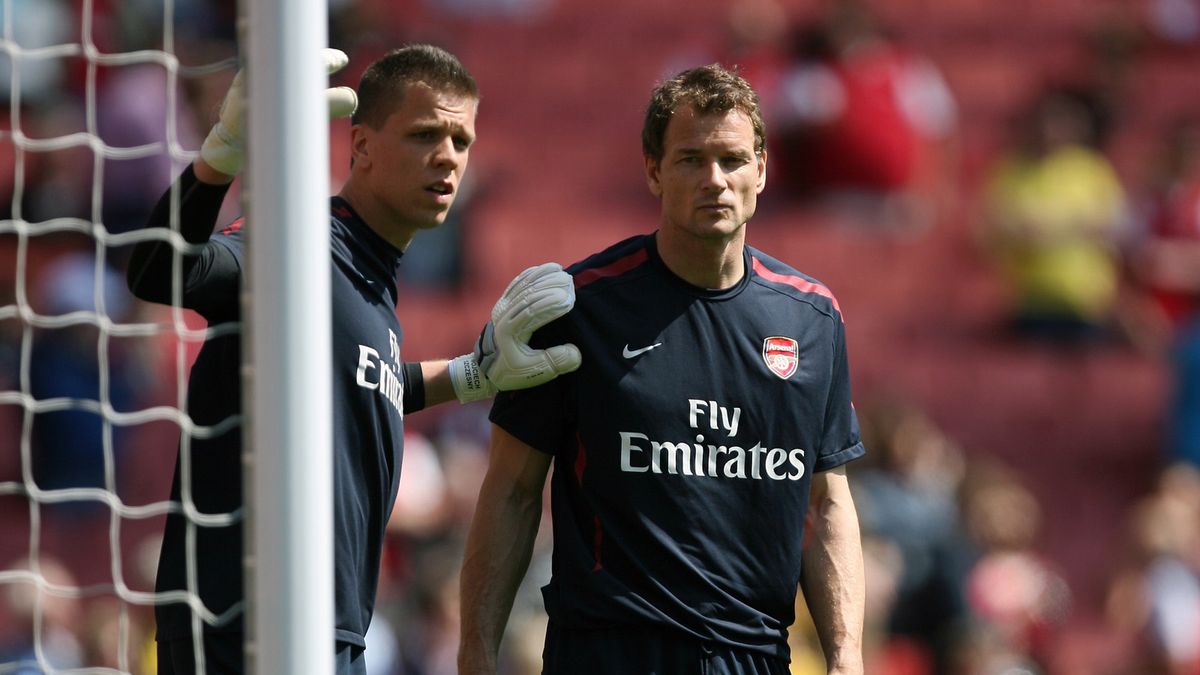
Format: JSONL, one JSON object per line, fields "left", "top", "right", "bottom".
{"left": 815, "top": 318, "right": 865, "bottom": 472}
{"left": 488, "top": 319, "right": 574, "bottom": 456}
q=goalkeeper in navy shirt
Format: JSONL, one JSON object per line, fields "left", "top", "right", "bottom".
{"left": 127, "top": 45, "right": 581, "bottom": 674}
{"left": 458, "top": 64, "right": 867, "bottom": 675}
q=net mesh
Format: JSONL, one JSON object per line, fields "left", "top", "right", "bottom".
{"left": 0, "top": 1, "right": 240, "bottom": 671}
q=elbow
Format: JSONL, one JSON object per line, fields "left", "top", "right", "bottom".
{"left": 124, "top": 240, "right": 180, "bottom": 305}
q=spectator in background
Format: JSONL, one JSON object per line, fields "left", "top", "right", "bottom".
{"left": 0, "top": 0, "right": 73, "bottom": 106}
{"left": 1147, "top": 0, "right": 1200, "bottom": 45}
{"left": 0, "top": 273, "right": 21, "bottom": 481}
{"left": 0, "top": 557, "right": 86, "bottom": 671}
{"left": 851, "top": 400, "right": 973, "bottom": 675}
{"left": 1105, "top": 463, "right": 1200, "bottom": 674}
{"left": 22, "top": 103, "right": 93, "bottom": 224}
{"left": 769, "top": 0, "right": 957, "bottom": 234}
{"left": 980, "top": 86, "right": 1130, "bottom": 346}
{"left": 1126, "top": 116, "right": 1200, "bottom": 468}
{"left": 956, "top": 460, "right": 1070, "bottom": 674}
{"left": 29, "top": 252, "right": 142, "bottom": 512}
{"left": 720, "top": 0, "right": 791, "bottom": 112}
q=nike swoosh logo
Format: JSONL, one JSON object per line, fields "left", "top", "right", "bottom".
{"left": 622, "top": 343, "right": 663, "bottom": 358}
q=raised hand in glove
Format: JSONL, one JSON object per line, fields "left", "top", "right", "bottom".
{"left": 200, "top": 48, "right": 359, "bottom": 176}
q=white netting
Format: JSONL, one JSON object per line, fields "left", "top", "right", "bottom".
{"left": 0, "top": 0, "right": 241, "bottom": 671}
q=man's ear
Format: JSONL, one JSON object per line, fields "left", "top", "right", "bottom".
{"left": 645, "top": 154, "right": 662, "bottom": 198}
{"left": 350, "top": 125, "right": 371, "bottom": 170}
{"left": 756, "top": 148, "right": 768, "bottom": 194}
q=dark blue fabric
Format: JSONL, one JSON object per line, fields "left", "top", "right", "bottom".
{"left": 542, "top": 622, "right": 790, "bottom": 675}
{"left": 134, "top": 168, "right": 408, "bottom": 652}
{"left": 492, "top": 233, "right": 865, "bottom": 660}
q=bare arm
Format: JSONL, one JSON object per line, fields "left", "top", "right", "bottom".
{"left": 800, "top": 465, "right": 865, "bottom": 675}
{"left": 458, "top": 425, "right": 552, "bottom": 675}
{"left": 418, "top": 359, "right": 456, "bottom": 408}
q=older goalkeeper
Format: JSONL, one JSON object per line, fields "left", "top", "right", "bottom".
{"left": 127, "top": 44, "right": 580, "bottom": 674}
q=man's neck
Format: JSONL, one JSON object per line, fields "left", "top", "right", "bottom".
{"left": 656, "top": 227, "right": 746, "bottom": 290}
{"left": 337, "top": 180, "right": 416, "bottom": 251}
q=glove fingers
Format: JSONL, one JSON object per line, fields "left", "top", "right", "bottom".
{"left": 323, "top": 48, "right": 350, "bottom": 75}
{"left": 327, "top": 86, "right": 358, "bottom": 119}
{"left": 518, "top": 265, "right": 573, "bottom": 295}
{"left": 499, "top": 271, "right": 575, "bottom": 321}
{"left": 542, "top": 344, "right": 582, "bottom": 375}
{"left": 498, "top": 292, "right": 573, "bottom": 344}
{"left": 503, "top": 263, "right": 550, "bottom": 297}
{"left": 496, "top": 262, "right": 566, "bottom": 316}
{"left": 518, "top": 292, "right": 573, "bottom": 326}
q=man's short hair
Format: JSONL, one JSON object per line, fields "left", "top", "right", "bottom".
{"left": 641, "top": 64, "right": 766, "bottom": 163}
{"left": 352, "top": 44, "right": 479, "bottom": 129}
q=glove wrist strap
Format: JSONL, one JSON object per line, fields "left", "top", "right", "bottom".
{"left": 449, "top": 354, "right": 495, "bottom": 404}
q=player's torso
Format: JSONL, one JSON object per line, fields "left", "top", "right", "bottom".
{"left": 328, "top": 210, "right": 406, "bottom": 640}
{"left": 559, "top": 251, "right": 840, "bottom": 611}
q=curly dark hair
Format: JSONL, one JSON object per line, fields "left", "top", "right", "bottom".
{"left": 641, "top": 64, "right": 766, "bottom": 163}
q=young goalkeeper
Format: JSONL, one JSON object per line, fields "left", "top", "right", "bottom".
{"left": 127, "top": 44, "right": 581, "bottom": 674}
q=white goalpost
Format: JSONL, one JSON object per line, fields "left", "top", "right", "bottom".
{"left": 243, "top": 0, "right": 334, "bottom": 673}
{"left": 0, "top": 0, "right": 335, "bottom": 672}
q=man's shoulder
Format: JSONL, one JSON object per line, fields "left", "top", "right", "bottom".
{"left": 566, "top": 234, "right": 655, "bottom": 291}
{"left": 204, "top": 221, "right": 245, "bottom": 262}
{"left": 746, "top": 246, "right": 844, "bottom": 322}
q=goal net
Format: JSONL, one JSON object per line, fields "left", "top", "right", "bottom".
{"left": 0, "top": 1, "right": 333, "bottom": 672}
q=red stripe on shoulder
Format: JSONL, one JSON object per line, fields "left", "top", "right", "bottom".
{"left": 751, "top": 256, "right": 843, "bottom": 318}
{"left": 221, "top": 217, "right": 245, "bottom": 235}
{"left": 332, "top": 204, "right": 353, "bottom": 219}
{"left": 573, "top": 248, "right": 648, "bottom": 289}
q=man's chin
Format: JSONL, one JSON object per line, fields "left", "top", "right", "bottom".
{"left": 420, "top": 210, "right": 451, "bottom": 230}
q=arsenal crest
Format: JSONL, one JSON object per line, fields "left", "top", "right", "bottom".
{"left": 762, "top": 336, "right": 799, "bottom": 379}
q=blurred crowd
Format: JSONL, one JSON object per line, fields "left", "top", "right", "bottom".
{"left": 2, "top": 0, "right": 1200, "bottom": 673}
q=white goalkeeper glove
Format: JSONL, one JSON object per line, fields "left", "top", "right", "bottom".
{"left": 200, "top": 48, "right": 359, "bottom": 176}
{"left": 449, "top": 262, "right": 583, "bottom": 403}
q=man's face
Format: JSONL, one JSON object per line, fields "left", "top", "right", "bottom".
{"left": 353, "top": 83, "right": 477, "bottom": 233}
{"left": 645, "top": 105, "right": 766, "bottom": 242}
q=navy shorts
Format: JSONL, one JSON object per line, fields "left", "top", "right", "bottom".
{"left": 156, "top": 635, "right": 365, "bottom": 675}
{"left": 541, "top": 622, "right": 789, "bottom": 675}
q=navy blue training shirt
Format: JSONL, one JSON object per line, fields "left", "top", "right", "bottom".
{"left": 490, "top": 233, "right": 865, "bottom": 659}
{"left": 128, "top": 166, "right": 415, "bottom": 648}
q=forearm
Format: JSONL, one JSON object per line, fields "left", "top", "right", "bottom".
{"left": 402, "top": 359, "right": 485, "bottom": 413}
{"left": 126, "top": 163, "right": 232, "bottom": 303}
{"left": 458, "top": 434, "right": 548, "bottom": 674}
{"left": 418, "top": 360, "right": 457, "bottom": 409}
{"left": 801, "top": 471, "right": 865, "bottom": 674}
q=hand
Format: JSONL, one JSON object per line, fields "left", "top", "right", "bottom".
{"left": 449, "top": 263, "right": 581, "bottom": 403}
{"left": 482, "top": 262, "right": 582, "bottom": 389}
{"left": 199, "top": 48, "right": 358, "bottom": 176}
